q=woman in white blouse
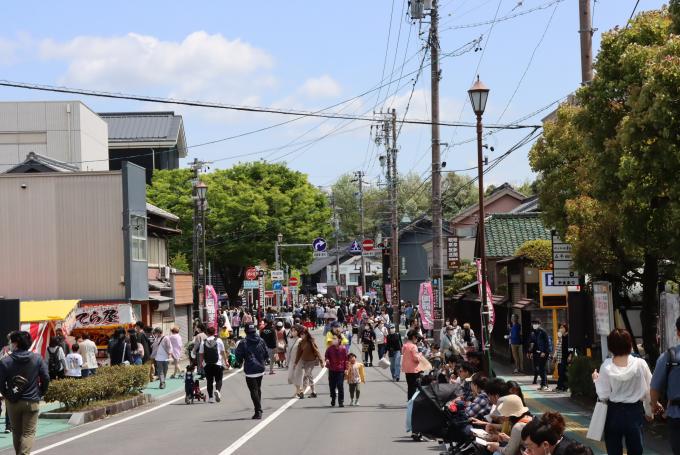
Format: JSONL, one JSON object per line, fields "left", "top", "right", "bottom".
{"left": 592, "top": 329, "right": 652, "bottom": 455}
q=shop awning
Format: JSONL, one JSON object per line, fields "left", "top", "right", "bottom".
{"left": 512, "top": 298, "right": 536, "bottom": 310}
{"left": 20, "top": 300, "right": 79, "bottom": 323}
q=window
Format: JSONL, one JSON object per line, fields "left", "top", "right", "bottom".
{"left": 456, "top": 226, "right": 476, "bottom": 238}
{"left": 130, "top": 215, "right": 147, "bottom": 261}
{"left": 349, "top": 273, "right": 360, "bottom": 285}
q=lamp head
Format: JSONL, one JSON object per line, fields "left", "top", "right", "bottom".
{"left": 195, "top": 181, "right": 207, "bottom": 200}
{"left": 468, "top": 75, "right": 490, "bottom": 116}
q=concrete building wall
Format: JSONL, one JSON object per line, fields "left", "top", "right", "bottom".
{"left": 0, "top": 172, "right": 125, "bottom": 300}
{"left": 0, "top": 101, "right": 108, "bottom": 172}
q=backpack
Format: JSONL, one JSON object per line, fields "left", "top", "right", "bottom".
{"left": 666, "top": 348, "right": 680, "bottom": 403}
{"left": 218, "top": 314, "right": 226, "bottom": 327}
{"left": 203, "top": 338, "right": 219, "bottom": 365}
{"left": 48, "top": 347, "right": 62, "bottom": 376}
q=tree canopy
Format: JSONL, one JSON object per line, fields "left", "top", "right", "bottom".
{"left": 529, "top": 6, "right": 680, "bottom": 360}
{"left": 515, "top": 240, "right": 552, "bottom": 270}
{"left": 148, "top": 162, "right": 331, "bottom": 299}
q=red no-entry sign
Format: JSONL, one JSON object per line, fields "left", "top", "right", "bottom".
{"left": 245, "top": 267, "right": 258, "bottom": 280}
{"left": 289, "top": 277, "right": 299, "bottom": 287}
{"left": 362, "top": 239, "right": 374, "bottom": 251}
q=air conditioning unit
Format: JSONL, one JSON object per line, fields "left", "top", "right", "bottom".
{"left": 160, "top": 266, "right": 171, "bottom": 280}
{"left": 423, "top": 0, "right": 433, "bottom": 9}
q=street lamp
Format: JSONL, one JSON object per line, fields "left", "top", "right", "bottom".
{"left": 468, "top": 76, "right": 492, "bottom": 369}
{"left": 195, "top": 181, "right": 207, "bottom": 201}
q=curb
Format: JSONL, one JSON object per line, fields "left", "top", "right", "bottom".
{"left": 40, "top": 393, "right": 154, "bottom": 426}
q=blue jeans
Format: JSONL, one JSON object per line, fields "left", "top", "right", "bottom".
{"left": 377, "top": 344, "right": 387, "bottom": 360}
{"left": 604, "top": 401, "right": 644, "bottom": 455}
{"left": 81, "top": 368, "right": 96, "bottom": 378}
{"left": 389, "top": 352, "right": 401, "bottom": 380}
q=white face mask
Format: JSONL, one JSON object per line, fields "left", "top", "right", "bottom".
{"left": 532, "top": 324, "right": 540, "bottom": 330}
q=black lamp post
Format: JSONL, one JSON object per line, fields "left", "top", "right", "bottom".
{"left": 468, "top": 76, "right": 491, "bottom": 365}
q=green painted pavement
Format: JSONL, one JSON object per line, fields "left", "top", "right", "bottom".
{"left": 0, "top": 375, "right": 189, "bottom": 450}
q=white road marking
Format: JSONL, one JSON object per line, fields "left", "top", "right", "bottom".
{"left": 32, "top": 368, "right": 243, "bottom": 454}
{"left": 218, "top": 367, "right": 328, "bottom": 455}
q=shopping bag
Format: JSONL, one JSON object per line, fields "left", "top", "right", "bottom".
{"left": 418, "top": 355, "right": 433, "bottom": 373}
{"left": 378, "top": 356, "right": 391, "bottom": 369}
{"left": 586, "top": 401, "right": 607, "bottom": 441}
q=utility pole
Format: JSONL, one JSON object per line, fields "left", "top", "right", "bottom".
{"left": 430, "top": 0, "right": 445, "bottom": 340}
{"left": 331, "top": 193, "right": 342, "bottom": 294}
{"left": 389, "top": 108, "right": 401, "bottom": 325}
{"left": 578, "top": 0, "right": 593, "bottom": 84}
{"left": 354, "top": 170, "right": 368, "bottom": 295}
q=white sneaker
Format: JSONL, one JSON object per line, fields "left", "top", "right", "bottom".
{"left": 349, "top": 400, "right": 354, "bottom": 406}
{"left": 355, "top": 400, "right": 360, "bottom": 406}
{"left": 215, "top": 390, "right": 221, "bottom": 402}
{"left": 209, "top": 396, "right": 215, "bottom": 403}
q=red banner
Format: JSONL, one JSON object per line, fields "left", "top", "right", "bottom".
{"left": 476, "top": 259, "right": 495, "bottom": 336}
{"left": 205, "top": 285, "right": 220, "bottom": 331}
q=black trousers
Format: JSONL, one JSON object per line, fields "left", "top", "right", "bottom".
{"left": 204, "top": 363, "right": 223, "bottom": 398}
{"left": 245, "top": 376, "right": 263, "bottom": 413}
{"left": 406, "top": 372, "right": 420, "bottom": 400}
{"left": 534, "top": 355, "right": 548, "bottom": 387}
{"left": 328, "top": 370, "right": 345, "bottom": 404}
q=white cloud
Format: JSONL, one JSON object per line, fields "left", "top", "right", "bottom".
{"left": 38, "top": 32, "right": 276, "bottom": 102}
{"left": 298, "top": 75, "right": 341, "bottom": 99}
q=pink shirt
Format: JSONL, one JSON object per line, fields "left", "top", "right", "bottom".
{"left": 401, "top": 342, "right": 422, "bottom": 374}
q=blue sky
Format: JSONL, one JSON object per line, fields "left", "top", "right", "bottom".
{"left": 0, "top": 0, "right": 667, "bottom": 190}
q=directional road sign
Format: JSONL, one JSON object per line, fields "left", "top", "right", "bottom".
{"left": 312, "top": 237, "right": 327, "bottom": 252}
{"left": 271, "top": 270, "right": 284, "bottom": 281}
{"left": 272, "top": 281, "right": 283, "bottom": 291}
{"left": 243, "top": 280, "right": 259, "bottom": 290}
{"left": 349, "top": 240, "right": 362, "bottom": 254}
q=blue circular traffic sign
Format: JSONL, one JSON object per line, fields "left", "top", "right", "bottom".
{"left": 312, "top": 237, "right": 327, "bottom": 252}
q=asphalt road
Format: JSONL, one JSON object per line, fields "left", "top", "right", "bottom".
{"left": 3, "top": 334, "right": 442, "bottom": 455}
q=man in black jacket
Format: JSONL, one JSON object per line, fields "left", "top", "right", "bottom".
{"left": 0, "top": 331, "right": 50, "bottom": 455}
{"left": 235, "top": 324, "right": 269, "bottom": 419}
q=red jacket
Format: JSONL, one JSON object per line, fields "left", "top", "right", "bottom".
{"left": 325, "top": 344, "right": 348, "bottom": 372}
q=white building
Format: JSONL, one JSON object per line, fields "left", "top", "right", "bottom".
{"left": 0, "top": 101, "right": 109, "bottom": 172}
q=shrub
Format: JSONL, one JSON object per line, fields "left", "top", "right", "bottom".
{"left": 568, "top": 355, "right": 600, "bottom": 400}
{"left": 515, "top": 240, "right": 552, "bottom": 270}
{"left": 45, "top": 365, "right": 150, "bottom": 411}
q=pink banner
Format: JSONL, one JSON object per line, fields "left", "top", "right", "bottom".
{"left": 356, "top": 286, "right": 363, "bottom": 298}
{"left": 418, "top": 282, "right": 434, "bottom": 330}
{"left": 476, "top": 259, "right": 496, "bottom": 335}
{"left": 205, "top": 285, "right": 220, "bottom": 331}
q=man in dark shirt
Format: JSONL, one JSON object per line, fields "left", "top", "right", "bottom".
{"left": 0, "top": 331, "right": 50, "bottom": 455}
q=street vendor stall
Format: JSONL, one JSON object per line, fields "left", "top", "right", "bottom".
{"left": 70, "top": 303, "right": 137, "bottom": 349}
{"left": 20, "top": 300, "right": 79, "bottom": 357}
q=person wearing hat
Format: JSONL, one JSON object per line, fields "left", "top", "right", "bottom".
{"left": 486, "top": 394, "right": 533, "bottom": 454}
{"left": 235, "top": 324, "right": 269, "bottom": 419}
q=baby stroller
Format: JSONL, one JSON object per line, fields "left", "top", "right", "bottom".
{"left": 411, "top": 383, "right": 484, "bottom": 455}
{"left": 184, "top": 369, "right": 206, "bottom": 404}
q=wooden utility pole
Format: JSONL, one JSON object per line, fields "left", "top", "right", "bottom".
{"left": 430, "top": 0, "right": 444, "bottom": 338}
{"left": 354, "top": 170, "right": 367, "bottom": 294}
{"left": 389, "top": 109, "right": 401, "bottom": 324}
{"left": 578, "top": 0, "right": 593, "bottom": 84}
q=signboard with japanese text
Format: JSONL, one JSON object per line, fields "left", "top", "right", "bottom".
{"left": 447, "top": 237, "right": 460, "bottom": 268}
{"left": 72, "top": 304, "right": 136, "bottom": 330}
{"left": 552, "top": 232, "right": 579, "bottom": 285}
{"left": 418, "top": 282, "right": 434, "bottom": 330}
{"left": 593, "top": 282, "right": 613, "bottom": 336}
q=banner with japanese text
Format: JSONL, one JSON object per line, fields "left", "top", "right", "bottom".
{"left": 418, "top": 282, "right": 434, "bottom": 330}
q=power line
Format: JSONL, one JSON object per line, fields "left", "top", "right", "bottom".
{"left": 0, "top": 80, "right": 538, "bottom": 129}
{"left": 627, "top": 0, "right": 641, "bottom": 26}
{"left": 441, "top": 0, "right": 566, "bottom": 31}
{"left": 495, "top": 0, "right": 561, "bottom": 123}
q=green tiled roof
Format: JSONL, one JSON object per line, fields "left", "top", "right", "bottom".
{"left": 484, "top": 213, "right": 551, "bottom": 258}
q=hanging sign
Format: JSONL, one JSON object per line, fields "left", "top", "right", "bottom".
{"left": 418, "top": 282, "right": 434, "bottom": 331}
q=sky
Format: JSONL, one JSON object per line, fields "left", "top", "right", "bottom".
{"left": 0, "top": 0, "right": 668, "bottom": 191}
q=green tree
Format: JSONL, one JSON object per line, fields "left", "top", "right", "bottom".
{"left": 444, "top": 261, "right": 477, "bottom": 297}
{"left": 442, "top": 173, "right": 477, "bottom": 218}
{"left": 529, "top": 7, "right": 680, "bottom": 361}
{"left": 169, "top": 252, "right": 190, "bottom": 272}
{"left": 515, "top": 240, "right": 552, "bottom": 269}
{"left": 397, "top": 171, "right": 431, "bottom": 222}
{"left": 148, "top": 163, "right": 331, "bottom": 300}
{"left": 331, "top": 174, "right": 386, "bottom": 241}
{"left": 515, "top": 179, "right": 538, "bottom": 197}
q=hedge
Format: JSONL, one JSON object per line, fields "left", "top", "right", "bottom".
{"left": 45, "top": 365, "right": 150, "bottom": 411}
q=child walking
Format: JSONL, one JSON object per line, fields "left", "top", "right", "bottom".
{"left": 345, "top": 353, "right": 365, "bottom": 406}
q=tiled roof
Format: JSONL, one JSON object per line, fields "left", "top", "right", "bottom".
{"left": 99, "top": 112, "right": 182, "bottom": 142}
{"left": 484, "top": 213, "right": 551, "bottom": 258}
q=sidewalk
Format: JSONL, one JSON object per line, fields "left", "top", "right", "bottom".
{"left": 493, "top": 361, "right": 670, "bottom": 455}
{"left": 0, "top": 364, "right": 192, "bottom": 451}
